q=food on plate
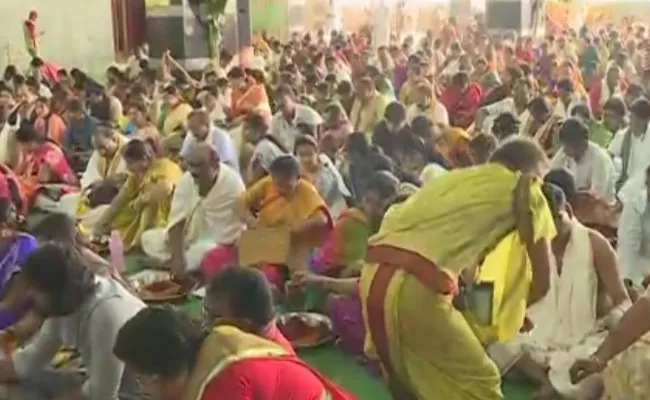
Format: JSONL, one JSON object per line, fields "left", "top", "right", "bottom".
{"left": 138, "top": 279, "right": 182, "bottom": 298}
{"left": 278, "top": 314, "right": 332, "bottom": 347}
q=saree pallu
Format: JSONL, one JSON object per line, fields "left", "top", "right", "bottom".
{"left": 161, "top": 103, "right": 193, "bottom": 137}
{"left": 14, "top": 143, "right": 79, "bottom": 211}
{"left": 436, "top": 128, "right": 473, "bottom": 168}
{"left": 110, "top": 158, "right": 182, "bottom": 249}
{"left": 0, "top": 233, "right": 38, "bottom": 330}
{"left": 34, "top": 114, "right": 67, "bottom": 146}
{"left": 243, "top": 176, "right": 332, "bottom": 284}
{"left": 315, "top": 208, "right": 369, "bottom": 277}
{"left": 359, "top": 247, "right": 502, "bottom": 400}
{"left": 184, "top": 325, "right": 356, "bottom": 400}
{"left": 231, "top": 81, "right": 271, "bottom": 118}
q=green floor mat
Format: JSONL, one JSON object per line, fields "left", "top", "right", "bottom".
{"left": 123, "top": 255, "right": 534, "bottom": 399}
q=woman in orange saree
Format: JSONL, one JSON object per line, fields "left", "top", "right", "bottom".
{"left": 235, "top": 155, "right": 332, "bottom": 287}
{"left": 13, "top": 124, "right": 78, "bottom": 212}
{"left": 33, "top": 96, "right": 67, "bottom": 146}
{"left": 228, "top": 67, "right": 270, "bottom": 123}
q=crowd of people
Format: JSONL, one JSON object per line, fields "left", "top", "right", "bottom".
{"left": 0, "top": 10, "right": 650, "bottom": 400}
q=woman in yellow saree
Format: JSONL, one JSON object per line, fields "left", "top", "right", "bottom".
{"left": 435, "top": 127, "right": 474, "bottom": 168}
{"left": 236, "top": 155, "right": 332, "bottom": 287}
{"left": 93, "top": 138, "right": 183, "bottom": 250}
{"left": 359, "top": 138, "right": 557, "bottom": 399}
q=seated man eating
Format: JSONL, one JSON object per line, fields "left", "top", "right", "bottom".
{"left": 0, "top": 243, "right": 145, "bottom": 400}
{"left": 489, "top": 183, "right": 630, "bottom": 399}
{"left": 141, "top": 142, "right": 245, "bottom": 278}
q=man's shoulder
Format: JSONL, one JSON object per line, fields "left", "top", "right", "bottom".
{"left": 295, "top": 104, "right": 322, "bottom": 123}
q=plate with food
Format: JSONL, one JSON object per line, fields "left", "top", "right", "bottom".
{"left": 277, "top": 312, "right": 335, "bottom": 349}
{"left": 128, "top": 270, "right": 198, "bottom": 303}
{"left": 87, "top": 234, "right": 110, "bottom": 254}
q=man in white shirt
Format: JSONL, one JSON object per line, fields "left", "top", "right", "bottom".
{"left": 141, "top": 142, "right": 245, "bottom": 277}
{"left": 0, "top": 243, "right": 145, "bottom": 400}
{"left": 551, "top": 118, "right": 616, "bottom": 200}
{"left": 269, "top": 84, "right": 323, "bottom": 151}
{"left": 608, "top": 98, "right": 650, "bottom": 191}
{"left": 180, "top": 109, "right": 239, "bottom": 173}
{"left": 405, "top": 82, "right": 449, "bottom": 125}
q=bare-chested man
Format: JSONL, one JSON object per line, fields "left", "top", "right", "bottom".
{"left": 489, "top": 182, "right": 630, "bottom": 400}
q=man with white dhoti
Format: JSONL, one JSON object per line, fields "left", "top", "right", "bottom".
{"left": 58, "top": 125, "right": 128, "bottom": 231}
{"left": 141, "top": 142, "right": 245, "bottom": 275}
{"left": 488, "top": 184, "right": 630, "bottom": 399}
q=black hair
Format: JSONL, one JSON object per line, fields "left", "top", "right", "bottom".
{"left": 630, "top": 98, "right": 650, "bottom": 119}
{"left": 346, "top": 132, "right": 371, "bottom": 156}
{"left": 411, "top": 116, "right": 433, "bottom": 141}
{"left": 274, "top": 84, "right": 295, "bottom": 99}
{"left": 384, "top": 102, "right": 407, "bottom": 123}
{"left": 489, "top": 137, "right": 547, "bottom": 173}
{"left": 451, "top": 72, "right": 470, "bottom": 87}
{"left": 492, "top": 112, "right": 520, "bottom": 140}
{"left": 336, "top": 80, "right": 353, "bottom": 96}
{"left": 243, "top": 112, "right": 269, "bottom": 135}
{"left": 268, "top": 155, "right": 300, "bottom": 179}
{"left": 557, "top": 78, "right": 575, "bottom": 93}
{"left": 21, "top": 243, "right": 96, "bottom": 316}
{"left": 123, "top": 138, "right": 154, "bottom": 162}
{"left": 114, "top": 307, "right": 207, "bottom": 379}
{"left": 570, "top": 103, "right": 592, "bottom": 120}
{"left": 603, "top": 97, "right": 627, "bottom": 117}
{"left": 12, "top": 74, "right": 25, "bottom": 87}
{"left": 30, "top": 57, "right": 44, "bottom": 68}
{"left": 626, "top": 83, "right": 646, "bottom": 99}
{"left": 227, "top": 67, "right": 245, "bottom": 80}
{"left": 364, "top": 171, "right": 400, "bottom": 200}
{"left": 15, "top": 122, "right": 43, "bottom": 143}
{"left": 205, "top": 266, "right": 275, "bottom": 330}
{"left": 529, "top": 96, "right": 552, "bottom": 116}
{"left": 541, "top": 182, "right": 565, "bottom": 221}
{"left": 31, "top": 212, "right": 80, "bottom": 245}
{"left": 470, "top": 134, "right": 498, "bottom": 163}
{"left": 544, "top": 168, "right": 577, "bottom": 203}
{"left": 559, "top": 118, "right": 589, "bottom": 144}
{"left": 506, "top": 66, "right": 523, "bottom": 82}
{"left": 3, "top": 65, "right": 17, "bottom": 81}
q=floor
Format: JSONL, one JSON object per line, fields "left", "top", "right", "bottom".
{"left": 23, "top": 211, "right": 533, "bottom": 400}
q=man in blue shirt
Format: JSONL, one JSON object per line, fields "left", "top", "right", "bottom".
{"left": 64, "top": 98, "right": 98, "bottom": 171}
{"left": 180, "top": 109, "right": 239, "bottom": 173}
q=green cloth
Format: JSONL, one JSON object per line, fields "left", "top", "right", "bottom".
{"left": 588, "top": 120, "right": 613, "bottom": 148}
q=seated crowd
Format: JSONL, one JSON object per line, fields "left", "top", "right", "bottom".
{"left": 1, "top": 15, "right": 650, "bottom": 400}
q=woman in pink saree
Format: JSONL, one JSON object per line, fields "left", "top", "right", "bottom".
{"left": 13, "top": 123, "right": 78, "bottom": 212}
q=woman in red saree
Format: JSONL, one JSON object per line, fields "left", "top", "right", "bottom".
{"left": 13, "top": 123, "right": 78, "bottom": 212}
{"left": 440, "top": 72, "right": 483, "bottom": 129}
{"left": 114, "top": 307, "right": 357, "bottom": 400}
{"left": 33, "top": 96, "right": 67, "bottom": 145}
